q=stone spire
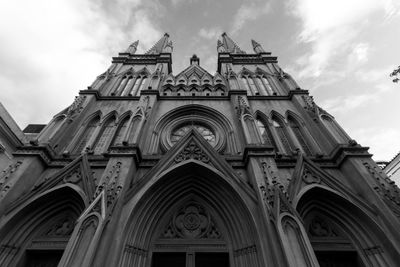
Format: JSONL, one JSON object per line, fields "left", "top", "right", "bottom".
{"left": 251, "top": 39, "right": 265, "bottom": 54}
{"left": 217, "top": 40, "right": 225, "bottom": 53}
{"left": 125, "top": 40, "right": 139, "bottom": 54}
{"left": 146, "top": 33, "right": 172, "bottom": 54}
{"left": 164, "top": 40, "right": 173, "bottom": 53}
{"left": 219, "top": 32, "right": 246, "bottom": 54}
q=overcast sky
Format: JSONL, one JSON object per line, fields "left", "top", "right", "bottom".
{"left": 0, "top": 0, "right": 399, "bottom": 161}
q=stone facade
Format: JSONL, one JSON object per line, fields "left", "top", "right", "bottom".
{"left": 0, "top": 33, "right": 399, "bottom": 267}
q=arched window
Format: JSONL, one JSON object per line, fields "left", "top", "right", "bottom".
{"left": 248, "top": 76, "right": 259, "bottom": 95}
{"left": 130, "top": 76, "right": 141, "bottom": 96}
{"left": 256, "top": 118, "right": 277, "bottom": 149}
{"left": 93, "top": 117, "right": 115, "bottom": 154}
{"left": 121, "top": 76, "right": 135, "bottom": 96}
{"left": 113, "top": 76, "right": 126, "bottom": 96}
{"left": 138, "top": 77, "right": 147, "bottom": 94}
{"left": 321, "top": 115, "right": 348, "bottom": 143}
{"left": 272, "top": 118, "right": 292, "bottom": 154}
{"left": 112, "top": 116, "right": 130, "bottom": 145}
{"left": 228, "top": 76, "right": 239, "bottom": 90}
{"left": 241, "top": 77, "right": 252, "bottom": 95}
{"left": 74, "top": 116, "right": 100, "bottom": 154}
{"left": 288, "top": 117, "right": 312, "bottom": 155}
{"left": 263, "top": 77, "right": 275, "bottom": 95}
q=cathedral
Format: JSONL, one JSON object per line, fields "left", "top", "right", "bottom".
{"left": 0, "top": 32, "right": 400, "bottom": 267}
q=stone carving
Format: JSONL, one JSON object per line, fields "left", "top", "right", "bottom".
{"left": 233, "top": 245, "right": 257, "bottom": 257}
{"left": 62, "top": 167, "right": 81, "bottom": 184}
{"left": 364, "top": 246, "right": 383, "bottom": 255}
{"left": 363, "top": 161, "right": 400, "bottom": 207}
{"left": 161, "top": 202, "right": 222, "bottom": 239}
{"left": 237, "top": 96, "right": 251, "bottom": 117}
{"left": 0, "top": 161, "right": 22, "bottom": 197}
{"left": 174, "top": 141, "right": 210, "bottom": 164}
{"left": 309, "top": 216, "right": 338, "bottom": 237}
{"left": 93, "top": 161, "right": 123, "bottom": 218}
{"left": 302, "top": 168, "right": 321, "bottom": 184}
{"left": 66, "top": 95, "right": 87, "bottom": 118}
{"left": 45, "top": 217, "right": 75, "bottom": 237}
{"left": 125, "top": 244, "right": 148, "bottom": 257}
{"left": 302, "top": 95, "right": 316, "bottom": 113}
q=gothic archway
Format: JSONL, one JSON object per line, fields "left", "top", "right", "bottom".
{"left": 119, "top": 161, "right": 263, "bottom": 267}
{"left": 0, "top": 185, "right": 85, "bottom": 267}
{"left": 296, "top": 187, "right": 400, "bottom": 267}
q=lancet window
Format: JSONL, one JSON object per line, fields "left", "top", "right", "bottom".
{"left": 112, "top": 116, "right": 130, "bottom": 146}
{"left": 321, "top": 115, "right": 348, "bottom": 143}
{"left": 241, "top": 76, "right": 253, "bottom": 95}
{"left": 288, "top": 117, "right": 312, "bottom": 155}
{"left": 111, "top": 75, "right": 147, "bottom": 96}
{"left": 241, "top": 74, "right": 276, "bottom": 96}
{"left": 272, "top": 117, "right": 292, "bottom": 154}
{"left": 73, "top": 116, "right": 99, "bottom": 154}
{"left": 93, "top": 117, "right": 115, "bottom": 154}
{"left": 256, "top": 118, "right": 277, "bottom": 149}
{"left": 255, "top": 76, "right": 275, "bottom": 95}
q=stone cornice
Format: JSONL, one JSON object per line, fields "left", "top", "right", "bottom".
{"left": 217, "top": 53, "right": 278, "bottom": 73}
{"left": 112, "top": 53, "right": 172, "bottom": 73}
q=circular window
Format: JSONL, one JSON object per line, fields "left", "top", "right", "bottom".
{"left": 171, "top": 124, "right": 216, "bottom": 146}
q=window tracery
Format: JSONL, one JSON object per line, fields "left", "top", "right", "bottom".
{"left": 74, "top": 116, "right": 99, "bottom": 154}
{"left": 256, "top": 118, "right": 277, "bottom": 149}
{"left": 171, "top": 124, "right": 216, "bottom": 146}
{"left": 272, "top": 117, "right": 292, "bottom": 154}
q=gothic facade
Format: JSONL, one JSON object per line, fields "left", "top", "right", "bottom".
{"left": 0, "top": 33, "right": 399, "bottom": 267}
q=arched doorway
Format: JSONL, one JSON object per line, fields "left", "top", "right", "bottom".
{"left": 120, "top": 161, "right": 263, "bottom": 267}
{"left": 296, "top": 187, "right": 400, "bottom": 267}
{"left": 0, "top": 186, "right": 85, "bottom": 267}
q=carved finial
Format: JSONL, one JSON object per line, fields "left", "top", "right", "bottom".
{"left": 126, "top": 40, "right": 139, "bottom": 54}
{"left": 164, "top": 40, "right": 173, "bottom": 53}
{"left": 190, "top": 54, "right": 200, "bottom": 65}
{"left": 217, "top": 40, "right": 225, "bottom": 53}
{"left": 220, "top": 33, "right": 246, "bottom": 54}
{"left": 251, "top": 39, "right": 265, "bottom": 54}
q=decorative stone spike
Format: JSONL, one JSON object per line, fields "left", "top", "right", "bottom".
{"left": 251, "top": 39, "right": 265, "bottom": 53}
{"left": 125, "top": 40, "right": 139, "bottom": 54}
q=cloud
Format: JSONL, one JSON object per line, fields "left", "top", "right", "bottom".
{"left": 0, "top": 0, "right": 162, "bottom": 127}
{"left": 351, "top": 127, "right": 400, "bottom": 160}
{"left": 170, "top": 0, "right": 196, "bottom": 6}
{"left": 199, "top": 27, "right": 222, "bottom": 40}
{"left": 288, "top": 0, "right": 400, "bottom": 78}
{"left": 231, "top": 1, "right": 272, "bottom": 34}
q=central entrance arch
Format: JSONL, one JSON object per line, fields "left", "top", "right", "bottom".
{"left": 119, "top": 161, "right": 263, "bottom": 267}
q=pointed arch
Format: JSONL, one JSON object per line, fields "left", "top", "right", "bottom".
{"left": 270, "top": 111, "right": 293, "bottom": 154}
{"left": 254, "top": 68, "right": 276, "bottom": 96}
{"left": 93, "top": 113, "right": 117, "bottom": 154}
{"left": 163, "top": 74, "right": 175, "bottom": 86}
{"left": 228, "top": 74, "right": 240, "bottom": 90}
{"left": 277, "top": 213, "right": 319, "bottom": 267}
{"left": 286, "top": 112, "right": 314, "bottom": 156}
{"left": 201, "top": 73, "right": 213, "bottom": 86}
{"left": 72, "top": 113, "right": 101, "bottom": 154}
{"left": 213, "top": 73, "right": 226, "bottom": 85}
{"left": 0, "top": 186, "right": 85, "bottom": 267}
{"left": 117, "top": 161, "right": 265, "bottom": 267}
{"left": 125, "top": 108, "right": 146, "bottom": 145}
{"left": 320, "top": 114, "right": 350, "bottom": 144}
{"left": 296, "top": 186, "right": 400, "bottom": 267}
{"left": 254, "top": 111, "right": 278, "bottom": 149}
{"left": 176, "top": 75, "right": 187, "bottom": 86}
{"left": 111, "top": 111, "right": 132, "bottom": 146}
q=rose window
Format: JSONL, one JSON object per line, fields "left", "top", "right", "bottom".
{"left": 171, "top": 124, "right": 216, "bottom": 146}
